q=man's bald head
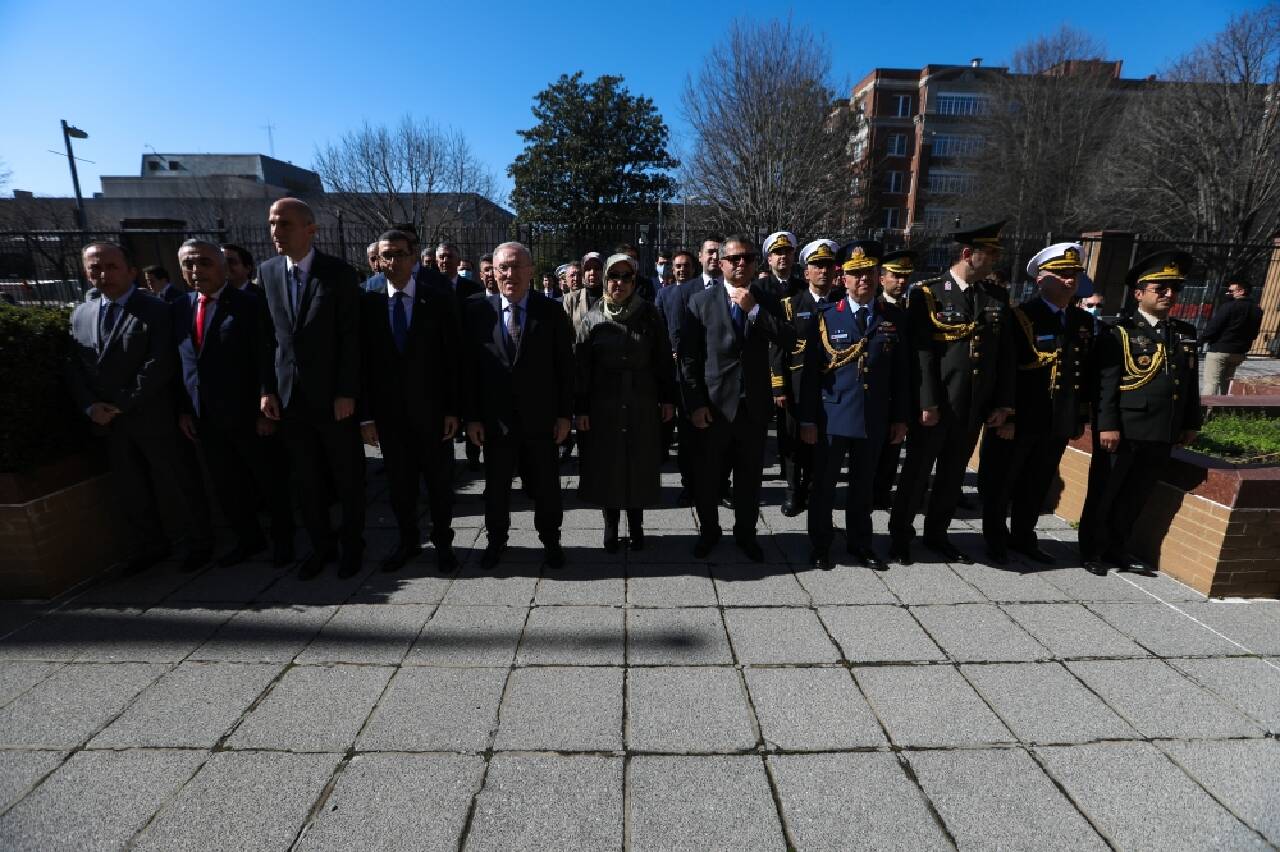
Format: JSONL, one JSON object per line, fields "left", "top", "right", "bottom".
{"left": 268, "top": 197, "right": 317, "bottom": 260}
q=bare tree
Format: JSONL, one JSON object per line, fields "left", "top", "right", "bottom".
{"left": 312, "top": 116, "right": 500, "bottom": 241}
{"left": 1102, "top": 4, "right": 1280, "bottom": 278}
{"left": 964, "top": 26, "right": 1124, "bottom": 236}
{"left": 681, "top": 18, "right": 855, "bottom": 236}
{"left": 0, "top": 158, "right": 11, "bottom": 195}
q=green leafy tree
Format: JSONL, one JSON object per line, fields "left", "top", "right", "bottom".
{"left": 509, "top": 73, "right": 678, "bottom": 226}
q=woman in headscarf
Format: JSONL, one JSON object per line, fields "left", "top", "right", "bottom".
{"left": 574, "top": 253, "right": 677, "bottom": 551}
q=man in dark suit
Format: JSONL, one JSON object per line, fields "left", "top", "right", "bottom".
{"left": 258, "top": 197, "right": 366, "bottom": 579}
{"left": 799, "top": 240, "right": 910, "bottom": 571}
{"left": 221, "top": 243, "right": 263, "bottom": 297}
{"left": 359, "top": 230, "right": 462, "bottom": 572}
{"left": 65, "top": 242, "right": 214, "bottom": 573}
{"left": 143, "top": 264, "right": 186, "bottom": 303}
{"left": 463, "top": 241, "right": 574, "bottom": 570}
{"left": 174, "top": 240, "right": 294, "bottom": 567}
{"left": 430, "top": 240, "right": 484, "bottom": 473}
{"left": 655, "top": 248, "right": 700, "bottom": 498}
{"left": 680, "top": 234, "right": 796, "bottom": 560}
{"left": 871, "top": 249, "right": 916, "bottom": 509}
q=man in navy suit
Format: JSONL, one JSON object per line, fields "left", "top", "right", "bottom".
{"left": 799, "top": 241, "right": 910, "bottom": 571}
{"left": 462, "top": 241, "right": 574, "bottom": 570}
{"left": 655, "top": 246, "right": 706, "bottom": 505}
{"left": 679, "top": 234, "right": 795, "bottom": 561}
{"left": 65, "top": 242, "right": 213, "bottom": 573}
{"left": 173, "top": 240, "right": 294, "bottom": 567}
{"left": 143, "top": 264, "right": 187, "bottom": 303}
{"left": 359, "top": 230, "right": 462, "bottom": 572}
{"left": 221, "top": 243, "right": 263, "bottom": 297}
{"left": 258, "top": 198, "right": 366, "bottom": 579}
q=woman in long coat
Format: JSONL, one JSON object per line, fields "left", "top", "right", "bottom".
{"left": 574, "top": 253, "right": 676, "bottom": 551}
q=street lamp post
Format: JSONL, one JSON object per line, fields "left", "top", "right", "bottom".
{"left": 61, "top": 120, "right": 89, "bottom": 231}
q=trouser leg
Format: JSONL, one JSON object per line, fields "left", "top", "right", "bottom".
{"left": 978, "top": 429, "right": 1017, "bottom": 550}
{"left": 730, "top": 412, "right": 766, "bottom": 537}
{"left": 807, "top": 433, "right": 846, "bottom": 552}
{"left": 844, "top": 436, "right": 880, "bottom": 551}
{"left": 199, "top": 422, "right": 264, "bottom": 545}
{"left": 889, "top": 421, "right": 946, "bottom": 544}
{"left": 1009, "top": 434, "right": 1068, "bottom": 546}
{"left": 482, "top": 433, "right": 516, "bottom": 543}
{"left": 107, "top": 429, "right": 165, "bottom": 552}
{"left": 694, "top": 417, "right": 731, "bottom": 534}
{"left": 520, "top": 437, "right": 563, "bottom": 543}
{"left": 923, "top": 420, "right": 981, "bottom": 541}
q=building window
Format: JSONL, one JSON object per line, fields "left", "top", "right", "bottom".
{"left": 935, "top": 94, "right": 989, "bottom": 116}
{"left": 893, "top": 94, "right": 912, "bottom": 117}
{"left": 886, "top": 171, "right": 904, "bottom": 193}
{"left": 931, "top": 133, "right": 984, "bottom": 157}
{"left": 147, "top": 160, "right": 162, "bottom": 171}
{"left": 884, "top": 208, "right": 902, "bottom": 229}
{"left": 922, "top": 209, "right": 957, "bottom": 231}
{"left": 851, "top": 140, "right": 867, "bottom": 161}
{"left": 926, "top": 171, "right": 974, "bottom": 194}
{"left": 168, "top": 160, "right": 182, "bottom": 171}
{"left": 887, "top": 134, "right": 908, "bottom": 156}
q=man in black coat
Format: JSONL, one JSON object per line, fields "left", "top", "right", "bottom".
{"left": 1200, "top": 280, "right": 1264, "bottom": 395}
{"left": 679, "top": 234, "right": 796, "bottom": 561}
{"left": 463, "top": 241, "right": 574, "bottom": 570}
{"left": 359, "top": 230, "right": 462, "bottom": 572}
{"left": 258, "top": 198, "right": 366, "bottom": 579}
{"left": 65, "top": 242, "right": 213, "bottom": 573}
{"left": 174, "top": 240, "right": 294, "bottom": 567}
{"left": 432, "top": 240, "right": 485, "bottom": 473}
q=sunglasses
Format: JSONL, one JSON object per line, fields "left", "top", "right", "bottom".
{"left": 721, "top": 253, "right": 759, "bottom": 265}
{"left": 607, "top": 272, "right": 635, "bottom": 282}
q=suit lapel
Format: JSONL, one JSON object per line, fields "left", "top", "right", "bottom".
{"left": 97, "top": 302, "right": 133, "bottom": 363}
{"left": 489, "top": 295, "right": 510, "bottom": 366}
{"left": 514, "top": 295, "right": 537, "bottom": 363}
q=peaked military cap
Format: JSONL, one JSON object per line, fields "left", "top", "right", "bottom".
{"left": 881, "top": 250, "right": 916, "bottom": 276}
{"left": 581, "top": 251, "right": 604, "bottom": 268}
{"left": 953, "top": 220, "right": 1006, "bottom": 249}
{"left": 1126, "top": 250, "right": 1194, "bottom": 289}
{"left": 1026, "top": 242, "right": 1085, "bottom": 278}
{"left": 838, "top": 240, "right": 883, "bottom": 272}
{"left": 800, "top": 239, "right": 839, "bottom": 265}
{"left": 763, "top": 231, "right": 797, "bottom": 255}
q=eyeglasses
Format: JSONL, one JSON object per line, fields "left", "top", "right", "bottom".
{"left": 1144, "top": 283, "right": 1181, "bottom": 294}
{"left": 721, "top": 253, "right": 759, "bottom": 265}
{"left": 379, "top": 251, "right": 410, "bottom": 261}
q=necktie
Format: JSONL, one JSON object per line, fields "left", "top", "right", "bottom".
{"left": 101, "top": 300, "right": 120, "bottom": 343}
{"left": 194, "top": 294, "right": 210, "bottom": 350}
{"left": 854, "top": 305, "right": 867, "bottom": 335}
{"left": 291, "top": 265, "right": 304, "bottom": 315}
{"left": 392, "top": 291, "right": 408, "bottom": 352}
{"left": 730, "top": 301, "right": 746, "bottom": 334}
{"left": 507, "top": 303, "right": 522, "bottom": 358}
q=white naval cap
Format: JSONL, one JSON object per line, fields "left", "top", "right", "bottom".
{"left": 762, "top": 231, "right": 797, "bottom": 255}
{"left": 799, "top": 239, "right": 839, "bottom": 265}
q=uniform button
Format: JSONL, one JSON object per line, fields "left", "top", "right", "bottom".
{"left": 864, "top": 384, "right": 870, "bottom": 390}
{"left": 1172, "top": 394, "right": 1179, "bottom": 400}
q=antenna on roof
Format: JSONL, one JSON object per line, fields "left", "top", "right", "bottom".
{"left": 261, "top": 122, "right": 276, "bottom": 158}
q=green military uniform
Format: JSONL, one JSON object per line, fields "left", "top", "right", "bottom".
{"left": 1079, "top": 250, "right": 1203, "bottom": 574}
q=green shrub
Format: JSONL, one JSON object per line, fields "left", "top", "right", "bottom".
{"left": 1191, "top": 412, "right": 1280, "bottom": 463}
{"left": 0, "top": 303, "right": 86, "bottom": 473}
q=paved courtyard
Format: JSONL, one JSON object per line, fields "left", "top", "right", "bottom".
{"left": 0, "top": 448, "right": 1277, "bottom": 851}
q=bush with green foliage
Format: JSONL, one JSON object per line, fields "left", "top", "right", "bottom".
{"left": 1191, "top": 412, "right": 1280, "bottom": 463}
{"left": 0, "top": 303, "right": 85, "bottom": 473}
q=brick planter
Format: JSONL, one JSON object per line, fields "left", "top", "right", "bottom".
{"left": 0, "top": 454, "right": 131, "bottom": 599}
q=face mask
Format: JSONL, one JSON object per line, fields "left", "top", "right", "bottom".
{"left": 458, "top": 269, "right": 473, "bottom": 280}
{"left": 1086, "top": 305, "right": 1100, "bottom": 317}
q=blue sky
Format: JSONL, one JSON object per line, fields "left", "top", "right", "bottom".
{"left": 0, "top": 0, "right": 1260, "bottom": 201}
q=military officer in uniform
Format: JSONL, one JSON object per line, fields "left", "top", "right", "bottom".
{"left": 771, "top": 239, "right": 841, "bottom": 516}
{"left": 1078, "top": 250, "right": 1202, "bottom": 575}
{"left": 799, "top": 240, "right": 910, "bottom": 571}
{"left": 978, "top": 243, "right": 1095, "bottom": 566}
{"left": 888, "top": 221, "right": 1015, "bottom": 564}
{"left": 872, "top": 249, "right": 916, "bottom": 509}
{"left": 761, "top": 231, "right": 801, "bottom": 299}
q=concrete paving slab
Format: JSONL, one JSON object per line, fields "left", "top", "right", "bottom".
{"left": 1037, "top": 567, "right": 1155, "bottom": 602}
{"left": 494, "top": 666, "right": 623, "bottom": 751}
{"left": 769, "top": 752, "right": 949, "bottom": 851}
{"left": 854, "top": 665, "right": 1014, "bottom": 747}
{"left": 515, "top": 605, "right": 624, "bottom": 665}
{"left": 1067, "top": 659, "right": 1264, "bottom": 739}
{"left": 533, "top": 566, "right": 625, "bottom": 605}
{"left": 723, "top": 608, "right": 840, "bottom": 664}
{"left": 1161, "top": 739, "right": 1280, "bottom": 846}
{"left": 227, "top": 664, "right": 392, "bottom": 751}
{"left": 78, "top": 607, "right": 233, "bottom": 663}
{"left": 189, "top": 605, "right": 336, "bottom": 662}
{"left": 628, "top": 756, "right": 785, "bottom": 852}
{"left": 951, "top": 562, "right": 1070, "bottom": 602}
{"left": 1123, "top": 570, "right": 1211, "bottom": 602}
{"left": 0, "top": 750, "right": 64, "bottom": 812}
{"left": 1002, "top": 602, "right": 1151, "bottom": 659}
{"left": 912, "top": 603, "right": 1051, "bottom": 662}
{"left": 357, "top": 667, "right": 508, "bottom": 752}
{"left": 294, "top": 603, "right": 434, "bottom": 664}
{"left": 744, "top": 667, "right": 885, "bottom": 750}
{"left": 405, "top": 605, "right": 527, "bottom": 667}
{"left": 1036, "top": 742, "right": 1268, "bottom": 852}
{"left": 907, "top": 748, "right": 1106, "bottom": 851}
{"left": 793, "top": 567, "right": 898, "bottom": 605}
{"left": 880, "top": 564, "right": 985, "bottom": 605}
{"left": 464, "top": 755, "right": 622, "bottom": 851}
{"left": 0, "top": 662, "right": 164, "bottom": 748}
{"left": 132, "top": 751, "right": 341, "bottom": 852}
{"left": 817, "top": 605, "right": 946, "bottom": 662}
{"left": 91, "top": 661, "right": 281, "bottom": 748}
{"left": 1176, "top": 601, "right": 1280, "bottom": 655}
{"left": 69, "top": 569, "right": 193, "bottom": 607}
{"left": 626, "top": 607, "right": 733, "bottom": 665}
{"left": 626, "top": 569, "right": 718, "bottom": 608}
{"left": 1087, "top": 603, "right": 1246, "bottom": 657}
{"left": 163, "top": 563, "right": 286, "bottom": 604}
{"left": 0, "top": 662, "right": 61, "bottom": 707}
{"left": 440, "top": 567, "right": 539, "bottom": 605}
{"left": 711, "top": 565, "right": 809, "bottom": 606}
{"left": 294, "top": 753, "right": 483, "bottom": 852}
{"left": 348, "top": 570, "right": 455, "bottom": 605}
{"left": 253, "top": 565, "right": 371, "bottom": 605}
{"left": 1168, "top": 657, "right": 1280, "bottom": 734}
{"left": 0, "top": 608, "right": 142, "bottom": 662}
{"left": 961, "top": 662, "right": 1137, "bottom": 743}
{"left": 626, "top": 666, "right": 757, "bottom": 753}
{"left": 0, "top": 749, "right": 205, "bottom": 852}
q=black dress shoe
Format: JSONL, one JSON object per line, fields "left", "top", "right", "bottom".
{"left": 1113, "top": 552, "right": 1154, "bottom": 575}
{"left": 544, "top": 541, "right": 565, "bottom": 570}
{"left": 864, "top": 551, "right": 890, "bottom": 572}
{"left": 296, "top": 553, "right": 325, "bottom": 580}
{"left": 735, "top": 535, "right": 764, "bottom": 562}
{"left": 337, "top": 552, "right": 363, "bottom": 578}
{"left": 810, "top": 549, "right": 832, "bottom": 571}
{"left": 628, "top": 527, "right": 645, "bottom": 551}
{"left": 120, "top": 544, "right": 171, "bottom": 576}
{"left": 217, "top": 538, "right": 267, "bottom": 568}
{"left": 985, "top": 546, "right": 1009, "bottom": 566}
{"left": 781, "top": 495, "right": 804, "bottom": 517}
{"left": 924, "top": 537, "right": 973, "bottom": 564}
{"left": 1009, "top": 541, "right": 1054, "bottom": 564}
{"left": 693, "top": 530, "right": 721, "bottom": 558}
{"left": 720, "top": 495, "right": 734, "bottom": 510}
{"left": 603, "top": 526, "right": 620, "bottom": 554}
{"left": 888, "top": 541, "right": 913, "bottom": 565}
{"left": 380, "top": 541, "right": 422, "bottom": 572}
{"left": 1083, "top": 559, "right": 1109, "bottom": 576}
{"left": 181, "top": 548, "right": 213, "bottom": 573}
{"left": 435, "top": 545, "right": 459, "bottom": 573}
{"left": 480, "top": 543, "right": 505, "bottom": 571}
